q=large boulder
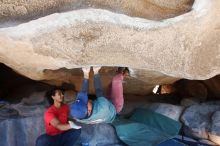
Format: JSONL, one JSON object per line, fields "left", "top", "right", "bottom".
{"left": 0, "top": 115, "right": 123, "bottom": 146}
{"left": 174, "top": 80, "right": 208, "bottom": 101}
{"left": 142, "top": 102, "right": 184, "bottom": 121}
{"left": 203, "top": 75, "right": 220, "bottom": 100}
{"left": 78, "top": 123, "right": 124, "bottom": 146}
{"left": 0, "top": 0, "right": 193, "bottom": 23}
{"left": 180, "top": 98, "right": 200, "bottom": 107}
{"left": 181, "top": 103, "right": 220, "bottom": 143}
{"left": 209, "top": 111, "right": 220, "bottom": 145}
{"left": 0, "top": 116, "right": 45, "bottom": 146}
{"left": 0, "top": 0, "right": 219, "bottom": 96}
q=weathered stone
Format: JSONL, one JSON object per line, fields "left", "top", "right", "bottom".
{"left": 6, "top": 82, "right": 51, "bottom": 103}
{"left": 0, "top": 116, "right": 45, "bottom": 146}
{"left": 143, "top": 102, "right": 184, "bottom": 121}
{"left": 0, "top": 91, "right": 47, "bottom": 119}
{"left": 21, "top": 91, "right": 47, "bottom": 105}
{"left": 41, "top": 67, "right": 179, "bottom": 95}
{"left": 175, "top": 75, "right": 220, "bottom": 101}
{"left": 208, "top": 111, "right": 220, "bottom": 145}
{"left": 180, "top": 98, "right": 200, "bottom": 107}
{"left": 209, "top": 134, "right": 220, "bottom": 146}
{"left": 11, "top": 103, "right": 46, "bottom": 117}
{"left": 0, "top": 0, "right": 219, "bottom": 96}
{"left": 0, "top": 99, "right": 123, "bottom": 146}
{"left": 78, "top": 123, "right": 124, "bottom": 146}
{"left": 160, "top": 84, "right": 176, "bottom": 94}
{"left": 64, "top": 90, "right": 77, "bottom": 104}
{"left": 0, "top": 0, "right": 193, "bottom": 23}
{"left": 174, "top": 80, "right": 208, "bottom": 101}
{"left": 0, "top": 104, "right": 19, "bottom": 120}
{"left": 181, "top": 103, "right": 220, "bottom": 141}
{"left": 203, "top": 75, "right": 220, "bottom": 100}
{"left": 210, "top": 111, "right": 220, "bottom": 135}
{"left": 199, "top": 139, "right": 218, "bottom": 146}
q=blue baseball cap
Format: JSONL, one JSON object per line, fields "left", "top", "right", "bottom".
{"left": 70, "top": 92, "right": 88, "bottom": 119}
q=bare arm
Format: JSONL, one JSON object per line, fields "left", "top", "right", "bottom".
{"left": 50, "top": 118, "right": 71, "bottom": 131}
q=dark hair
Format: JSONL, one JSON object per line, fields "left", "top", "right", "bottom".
{"left": 123, "top": 67, "right": 130, "bottom": 75}
{"left": 117, "top": 67, "right": 130, "bottom": 75}
{"left": 45, "top": 87, "right": 64, "bottom": 105}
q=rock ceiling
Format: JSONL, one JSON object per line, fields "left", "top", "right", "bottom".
{"left": 0, "top": 0, "right": 219, "bottom": 94}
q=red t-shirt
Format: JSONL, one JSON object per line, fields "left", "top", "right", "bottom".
{"left": 44, "top": 104, "right": 69, "bottom": 136}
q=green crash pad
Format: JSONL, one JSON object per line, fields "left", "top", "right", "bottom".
{"left": 112, "top": 108, "right": 182, "bottom": 146}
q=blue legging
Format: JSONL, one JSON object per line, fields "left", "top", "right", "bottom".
{"left": 78, "top": 74, "right": 104, "bottom": 99}
{"left": 36, "top": 129, "right": 81, "bottom": 146}
{"left": 94, "top": 74, "right": 104, "bottom": 98}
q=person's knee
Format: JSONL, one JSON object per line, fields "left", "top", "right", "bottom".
{"left": 73, "top": 129, "right": 81, "bottom": 138}
{"left": 35, "top": 134, "right": 50, "bottom": 146}
{"left": 67, "top": 129, "right": 81, "bottom": 139}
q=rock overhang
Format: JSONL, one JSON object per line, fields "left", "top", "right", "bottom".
{"left": 0, "top": 0, "right": 219, "bottom": 92}
{"left": 0, "top": 0, "right": 194, "bottom": 24}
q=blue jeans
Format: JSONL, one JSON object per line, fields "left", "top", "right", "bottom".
{"left": 79, "top": 74, "right": 104, "bottom": 98}
{"left": 35, "top": 129, "right": 81, "bottom": 146}
{"left": 77, "top": 79, "right": 89, "bottom": 103}
{"left": 94, "top": 74, "right": 104, "bottom": 98}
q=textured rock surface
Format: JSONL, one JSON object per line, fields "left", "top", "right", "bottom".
{"left": 1, "top": 1, "right": 220, "bottom": 144}
{"left": 203, "top": 75, "right": 220, "bottom": 99}
{"left": 174, "top": 75, "right": 220, "bottom": 100}
{"left": 210, "top": 111, "right": 220, "bottom": 135}
{"left": 42, "top": 67, "right": 179, "bottom": 95}
{"left": 0, "top": 116, "right": 45, "bottom": 146}
{"left": 0, "top": 116, "right": 123, "bottom": 146}
{"left": 0, "top": 0, "right": 219, "bottom": 94}
{"left": 181, "top": 103, "right": 220, "bottom": 141}
{"left": 142, "top": 103, "right": 184, "bottom": 121}
{"left": 0, "top": 90, "right": 123, "bottom": 146}
{"left": 174, "top": 80, "right": 208, "bottom": 101}
{"left": 78, "top": 123, "right": 124, "bottom": 146}
{"left": 0, "top": 0, "right": 193, "bottom": 24}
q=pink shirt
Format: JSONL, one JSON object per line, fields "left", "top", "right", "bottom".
{"left": 107, "top": 73, "right": 124, "bottom": 113}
